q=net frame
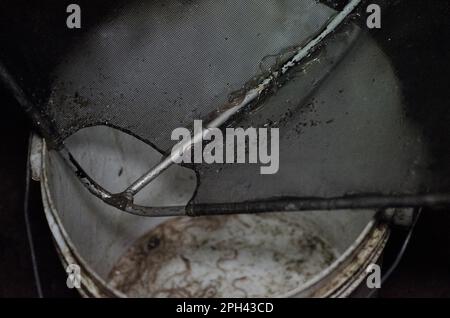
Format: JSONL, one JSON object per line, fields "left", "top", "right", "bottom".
{"left": 1, "top": 0, "right": 449, "bottom": 217}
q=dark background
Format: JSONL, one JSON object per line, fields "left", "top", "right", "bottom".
{"left": 1, "top": 0, "right": 450, "bottom": 297}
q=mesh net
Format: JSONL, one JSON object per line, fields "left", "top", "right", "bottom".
{"left": 47, "top": 0, "right": 335, "bottom": 152}
{"left": 3, "top": 0, "right": 450, "bottom": 209}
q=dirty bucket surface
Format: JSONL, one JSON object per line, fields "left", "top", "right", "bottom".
{"left": 107, "top": 213, "right": 337, "bottom": 297}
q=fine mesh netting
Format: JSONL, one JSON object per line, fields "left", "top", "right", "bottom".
{"left": 10, "top": 0, "right": 449, "bottom": 211}
{"left": 47, "top": 0, "right": 336, "bottom": 152}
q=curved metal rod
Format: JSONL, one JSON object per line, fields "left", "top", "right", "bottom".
{"left": 186, "top": 195, "right": 450, "bottom": 216}
{"left": 55, "top": 146, "right": 450, "bottom": 217}
{"left": 122, "top": 0, "right": 364, "bottom": 197}
{"left": 50, "top": 0, "right": 367, "bottom": 217}
{"left": 57, "top": 146, "right": 186, "bottom": 217}
{"left": 14, "top": 0, "right": 450, "bottom": 218}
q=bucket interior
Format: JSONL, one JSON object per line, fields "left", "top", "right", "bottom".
{"left": 43, "top": 126, "right": 375, "bottom": 297}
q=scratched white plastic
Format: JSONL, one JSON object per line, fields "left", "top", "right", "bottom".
{"left": 43, "top": 126, "right": 375, "bottom": 297}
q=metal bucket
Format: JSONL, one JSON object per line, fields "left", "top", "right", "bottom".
{"left": 32, "top": 127, "right": 390, "bottom": 298}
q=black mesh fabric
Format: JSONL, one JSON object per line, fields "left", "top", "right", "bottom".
{"left": 35, "top": 0, "right": 450, "bottom": 206}
{"left": 47, "top": 0, "right": 335, "bottom": 152}
{"left": 192, "top": 26, "right": 430, "bottom": 205}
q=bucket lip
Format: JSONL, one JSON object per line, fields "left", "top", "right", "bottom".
{"left": 279, "top": 217, "right": 384, "bottom": 298}
{"left": 40, "top": 140, "right": 387, "bottom": 298}
{"left": 40, "top": 140, "right": 125, "bottom": 298}
{"left": 330, "top": 226, "right": 388, "bottom": 298}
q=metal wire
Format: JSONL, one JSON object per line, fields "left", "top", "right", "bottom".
{"left": 367, "top": 209, "right": 422, "bottom": 298}
{"left": 24, "top": 133, "right": 44, "bottom": 298}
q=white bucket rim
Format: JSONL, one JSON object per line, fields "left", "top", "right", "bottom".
{"left": 40, "top": 139, "right": 389, "bottom": 298}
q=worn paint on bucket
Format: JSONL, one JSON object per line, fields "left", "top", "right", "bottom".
{"left": 36, "top": 127, "right": 390, "bottom": 297}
